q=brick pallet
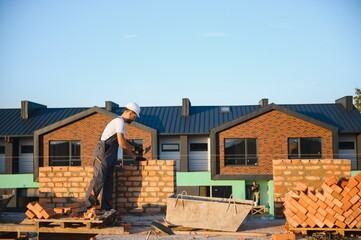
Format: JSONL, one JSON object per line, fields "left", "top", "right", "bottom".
{"left": 284, "top": 172, "right": 361, "bottom": 234}
{"left": 33, "top": 209, "right": 117, "bottom": 229}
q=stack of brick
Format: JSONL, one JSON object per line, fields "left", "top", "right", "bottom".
{"left": 25, "top": 201, "right": 56, "bottom": 219}
{"left": 273, "top": 159, "right": 351, "bottom": 219}
{"left": 284, "top": 172, "right": 361, "bottom": 229}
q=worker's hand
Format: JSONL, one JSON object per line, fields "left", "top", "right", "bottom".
{"left": 134, "top": 146, "right": 144, "bottom": 155}
{"left": 134, "top": 156, "right": 146, "bottom": 161}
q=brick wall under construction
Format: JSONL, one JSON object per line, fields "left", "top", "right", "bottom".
{"left": 273, "top": 159, "right": 351, "bottom": 218}
{"left": 38, "top": 160, "right": 176, "bottom": 214}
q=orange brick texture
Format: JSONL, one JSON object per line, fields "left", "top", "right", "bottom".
{"left": 115, "top": 160, "right": 176, "bottom": 214}
{"left": 218, "top": 110, "right": 334, "bottom": 175}
{"left": 38, "top": 160, "right": 175, "bottom": 214}
{"left": 284, "top": 173, "right": 361, "bottom": 229}
{"left": 41, "top": 112, "right": 153, "bottom": 167}
{"left": 273, "top": 159, "right": 351, "bottom": 219}
{"left": 39, "top": 166, "right": 93, "bottom": 207}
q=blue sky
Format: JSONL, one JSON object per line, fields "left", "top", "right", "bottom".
{"left": 0, "top": 0, "right": 360, "bottom": 108}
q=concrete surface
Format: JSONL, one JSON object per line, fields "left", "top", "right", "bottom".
{"left": 96, "top": 214, "right": 289, "bottom": 240}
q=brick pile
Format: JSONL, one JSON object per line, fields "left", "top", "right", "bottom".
{"left": 25, "top": 201, "right": 56, "bottom": 219}
{"left": 284, "top": 172, "right": 361, "bottom": 229}
{"left": 272, "top": 159, "right": 351, "bottom": 218}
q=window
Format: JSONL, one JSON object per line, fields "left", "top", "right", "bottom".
{"left": 339, "top": 142, "right": 355, "bottom": 150}
{"left": 0, "top": 146, "right": 4, "bottom": 154}
{"left": 49, "top": 141, "right": 81, "bottom": 166}
{"left": 212, "top": 186, "right": 232, "bottom": 198}
{"left": 288, "top": 138, "right": 322, "bottom": 159}
{"left": 224, "top": 138, "right": 258, "bottom": 166}
{"left": 197, "top": 186, "right": 233, "bottom": 198}
{"left": 190, "top": 143, "right": 207, "bottom": 151}
{"left": 162, "top": 144, "right": 179, "bottom": 152}
{"left": 21, "top": 145, "right": 33, "bottom": 154}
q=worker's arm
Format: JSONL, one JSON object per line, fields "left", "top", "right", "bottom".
{"left": 117, "top": 132, "right": 137, "bottom": 159}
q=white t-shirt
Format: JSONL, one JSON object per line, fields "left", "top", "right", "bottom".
{"left": 100, "top": 117, "right": 125, "bottom": 141}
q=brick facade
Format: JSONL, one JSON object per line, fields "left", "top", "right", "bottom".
{"left": 218, "top": 110, "right": 334, "bottom": 175}
{"left": 38, "top": 160, "right": 176, "bottom": 214}
{"left": 41, "top": 112, "right": 153, "bottom": 167}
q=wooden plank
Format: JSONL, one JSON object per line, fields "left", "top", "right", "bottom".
{"left": 33, "top": 217, "right": 103, "bottom": 224}
{"left": 289, "top": 227, "right": 361, "bottom": 233}
{"left": 172, "top": 230, "right": 268, "bottom": 238}
{"left": 0, "top": 223, "right": 125, "bottom": 234}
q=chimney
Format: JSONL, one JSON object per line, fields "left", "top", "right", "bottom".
{"left": 336, "top": 96, "right": 353, "bottom": 112}
{"left": 105, "top": 101, "right": 119, "bottom": 112}
{"left": 259, "top": 98, "right": 269, "bottom": 108}
{"left": 182, "top": 98, "right": 191, "bottom": 117}
{"left": 21, "top": 100, "right": 47, "bottom": 120}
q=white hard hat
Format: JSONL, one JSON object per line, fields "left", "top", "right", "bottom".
{"left": 125, "top": 102, "right": 141, "bottom": 117}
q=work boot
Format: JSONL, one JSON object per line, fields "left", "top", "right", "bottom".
{"left": 87, "top": 195, "right": 97, "bottom": 208}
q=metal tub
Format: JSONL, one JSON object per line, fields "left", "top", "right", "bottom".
{"left": 0, "top": 194, "right": 14, "bottom": 214}
{"left": 166, "top": 193, "right": 253, "bottom": 232}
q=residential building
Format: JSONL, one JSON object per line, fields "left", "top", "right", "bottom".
{"left": 1, "top": 96, "right": 360, "bottom": 214}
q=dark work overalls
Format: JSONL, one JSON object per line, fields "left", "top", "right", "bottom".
{"left": 87, "top": 133, "right": 119, "bottom": 210}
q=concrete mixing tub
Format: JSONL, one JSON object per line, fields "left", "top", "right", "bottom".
{"left": 166, "top": 193, "right": 254, "bottom": 232}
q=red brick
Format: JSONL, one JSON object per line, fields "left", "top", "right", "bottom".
{"left": 317, "top": 207, "right": 328, "bottom": 218}
{"left": 350, "top": 193, "right": 360, "bottom": 204}
{"left": 325, "top": 213, "right": 337, "bottom": 225}
{"left": 305, "top": 217, "right": 317, "bottom": 228}
{"left": 334, "top": 213, "right": 345, "bottom": 222}
{"left": 354, "top": 172, "right": 361, "bottom": 183}
{"left": 316, "top": 199, "right": 327, "bottom": 210}
{"left": 295, "top": 182, "right": 308, "bottom": 192}
{"left": 330, "top": 184, "right": 343, "bottom": 194}
{"left": 325, "top": 176, "right": 338, "bottom": 187}
{"left": 351, "top": 208, "right": 361, "bottom": 219}
{"left": 307, "top": 191, "right": 318, "bottom": 203}
{"left": 284, "top": 200, "right": 299, "bottom": 214}
{"left": 25, "top": 210, "right": 36, "bottom": 219}
{"left": 335, "top": 220, "right": 346, "bottom": 228}
{"left": 332, "top": 198, "right": 343, "bottom": 208}
{"left": 271, "top": 233, "right": 296, "bottom": 240}
{"left": 315, "top": 189, "right": 326, "bottom": 201}
{"left": 296, "top": 211, "right": 308, "bottom": 222}
{"left": 325, "top": 206, "right": 336, "bottom": 216}
{"left": 291, "top": 214, "right": 303, "bottom": 228}
{"left": 289, "top": 198, "right": 307, "bottom": 215}
{"left": 348, "top": 186, "right": 360, "bottom": 197}
{"left": 307, "top": 204, "right": 318, "bottom": 215}
{"left": 345, "top": 178, "right": 359, "bottom": 190}
{"left": 298, "top": 195, "right": 309, "bottom": 209}
{"left": 313, "top": 217, "right": 325, "bottom": 228}
{"left": 322, "top": 183, "right": 334, "bottom": 194}
{"left": 333, "top": 205, "right": 343, "bottom": 215}
{"left": 341, "top": 198, "right": 353, "bottom": 212}
{"left": 323, "top": 217, "right": 335, "bottom": 228}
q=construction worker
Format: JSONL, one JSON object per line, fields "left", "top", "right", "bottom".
{"left": 86, "top": 102, "right": 145, "bottom": 211}
{"left": 251, "top": 181, "right": 260, "bottom": 206}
